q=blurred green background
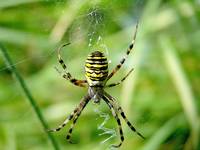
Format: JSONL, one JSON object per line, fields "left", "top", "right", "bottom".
{"left": 0, "top": 0, "right": 199, "bottom": 150}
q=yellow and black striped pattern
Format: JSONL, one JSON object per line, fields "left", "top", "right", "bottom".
{"left": 49, "top": 23, "right": 144, "bottom": 148}
{"left": 85, "top": 51, "right": 108, "bottom": 86}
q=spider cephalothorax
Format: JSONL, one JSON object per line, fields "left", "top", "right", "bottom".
{"left": 48, "top": 22, "right": 144, "bottom": 148}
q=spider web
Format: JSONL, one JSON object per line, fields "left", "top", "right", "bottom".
{"left": 81, "top": 2, "right": 144, "bottom": 147}
{"left": 74, "top": 5, "right": 118, "bottom": 146}
{"left": 0, "top": 0, "right": 144, "bottom": 72}
{"left": 94, "top": 108, "right": 117, "bottom": 145}
{"left": 1, "top": 1, "right": 199, "bottom": 150}
{"left": 68, "top": 5, "right": 110, "bottom": 56}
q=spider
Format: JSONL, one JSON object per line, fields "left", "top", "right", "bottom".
{"left": 48, "top": 22, "right": 144, "bottom": 148}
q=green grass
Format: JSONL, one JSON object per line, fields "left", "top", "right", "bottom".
{"left": 0, "top": 0, "right": 199, "bottom": 150}
{"left": 0, "top": 44, "right": 60, "bottom": 150}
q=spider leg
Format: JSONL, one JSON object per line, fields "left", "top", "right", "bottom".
{"left": 66, "top": 115, "right": 79, "bottom": 144}
{"left": 55, "top": 66, "right": 87, "bottom": 87}
{"left": 106, "top": 22, "right": 138, "bottom": 82}
{"left": 105, "top": 68, "right": 134, "bottom": 88}
{"left": 118, "top": 106, "right": 145, "bottom": 139}
{"left": 66, "top": 95, "right": 90, "bottom": 143}
{"left": 57, "top": 43, "right": 87, "bottom": 87}
{"left": 48, "top": 111, "right": 76, "bottom": 132}
{"left": 102, "top": 95, "right": 124, "bottom": 148}
{"left": 48, "top": 94, "right": 91, "bottom": 132}
{"left": 104, "top": 92, "right": 145, "bottom": 139}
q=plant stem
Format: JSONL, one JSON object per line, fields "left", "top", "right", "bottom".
{"left": 0, "top": 43, "right": 60, "bottom": 150}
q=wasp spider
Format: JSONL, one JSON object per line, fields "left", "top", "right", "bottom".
{"left": 48, "top": 23, "right": 144, "bottom": 148}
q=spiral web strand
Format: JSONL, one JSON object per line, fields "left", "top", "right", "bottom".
{"left": 94, "top": 108, "right": 117, "bottom": 145}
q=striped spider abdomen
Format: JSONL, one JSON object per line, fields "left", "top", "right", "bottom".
{"left": 85, "top": 51, "right": 108, "bottom": 86}
{"left": 49, "top": 23, "right": 144, "bottom": 148}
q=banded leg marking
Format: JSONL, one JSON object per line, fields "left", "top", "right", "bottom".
{"left": 48, "top": 94, "right": 91, "bottom": 132}
{"left": 66, "top": 114, "right": 79, "bottom": 144}
{"left": 106, "top": 22, "right": 138, "bottom": 82}
{"left": 66, "top": 95, "right": 90, "bottom": 143}
{"left": 118, "top": 107, "right": 145, "bottom": 139}
{"left": 105, "top": 68, "right": 134, "bottom": 88}
{"left": 104, "top": 92, "right": 145, "bottom": 139}
{"left": 102, "top": 95, "right": 124, "bottom": 148}
{"left": 48, "top": 111, "right": 76, "bottom": 132}
{"left": 56, "top": 44, "right": 87, "bottom": 87}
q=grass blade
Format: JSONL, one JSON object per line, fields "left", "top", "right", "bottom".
{"left": 0, "top": 0, "right": 41, "bottom": 9}
{"left": 159, "top": 35, "right": 199, "bottom": 149}
{"left": 142, "top": 114, "right": 184, "bottom": 150}
{"left": 0, "top": 43, "right": 60, "bottom": 150}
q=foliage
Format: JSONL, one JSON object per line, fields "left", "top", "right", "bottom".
{"left": 0, "top": 0, "right": 199, "bottom": 150}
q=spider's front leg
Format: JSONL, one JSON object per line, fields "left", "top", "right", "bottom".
{"left": 106, "top": 22, "right": 138, "bottom": 82}
{"left": 57, "top": 43, "right": 87, "bottom": 87}
{"left": 48, "top": 94, "right": 91, "bottom": 133}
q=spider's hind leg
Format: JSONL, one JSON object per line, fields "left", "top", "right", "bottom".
{"left": 118, "top": 107, "right": 145, "bottom": 139}
{"left": 65, "top": 94, "right": 91, "bottom": 143}
{"left": 104, "top": 92, "right": 145, "bottom": 140}
{"left": 66, "top": 113, "right": 79, "bottom": 144}
{"left": 102, "top": 95, "right": 124, "bottom": 148}
{"left": 48, "top": 111, "right": 76, "bottom": 132}
{"left": 48, "top": 94, "right": 91, "bottom": 134}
